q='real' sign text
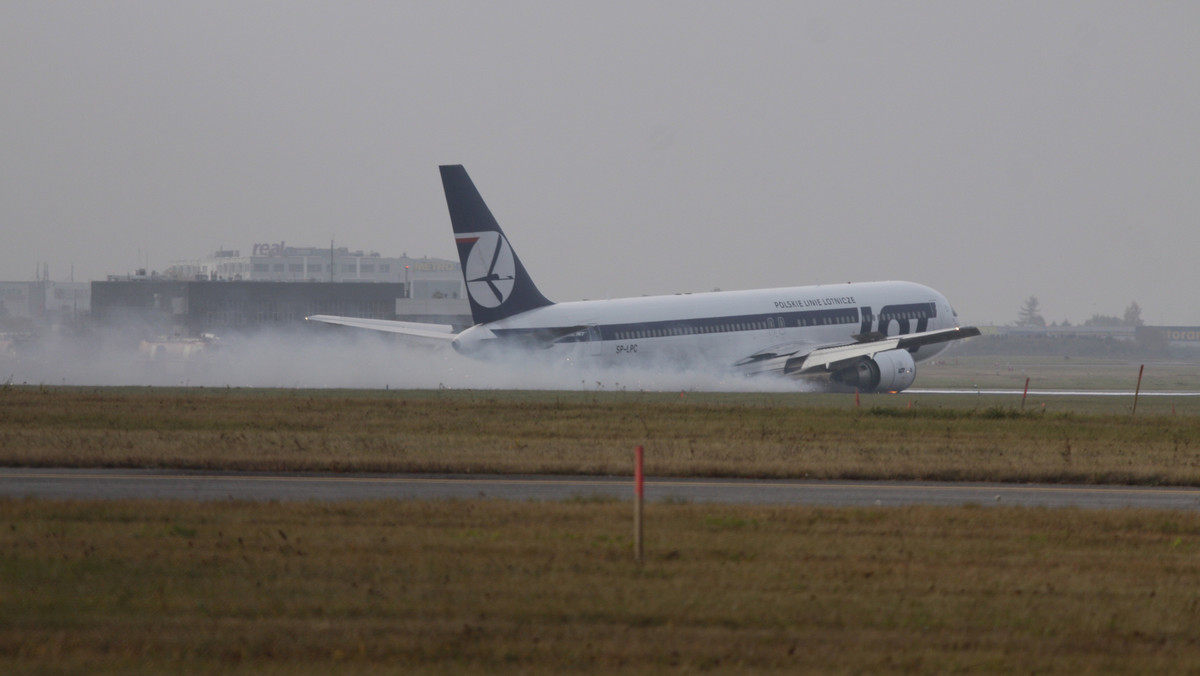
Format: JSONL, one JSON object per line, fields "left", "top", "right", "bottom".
{"left": 252, "top": 241, "right": 287, "bottom": 257}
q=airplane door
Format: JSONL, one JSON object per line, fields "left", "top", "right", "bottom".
{"left": 587, "top": 324, "right": 603, "bottom": 356}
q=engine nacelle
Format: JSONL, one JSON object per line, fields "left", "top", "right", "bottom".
{"left": 450, "top": 324, "right": 496, "bottom": 356}
{"left": 830, "top": 349, "right": 917, "bottom": 392}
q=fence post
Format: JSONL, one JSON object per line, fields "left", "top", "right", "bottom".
{"left": 634, "top": 445, "right": 644, "bottom": 563}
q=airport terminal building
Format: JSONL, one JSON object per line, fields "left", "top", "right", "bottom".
{"left": 0, "top": 281, "right": 90, "bottom": 328}
{"left": 92, "top": 281, "right": 409, "bottom": 336}
{"left": 164, "top": 243, "right": 464, "bottom": 299}
{"left": 85, "top": 243, "right": 472, "bottom": 337}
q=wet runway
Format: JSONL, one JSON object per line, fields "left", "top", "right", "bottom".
{"left": 907, "top": 389, "right": 1200, "bottom": 396}
{"left": 3, "top": 468, "right": 1200, "bottom": 510}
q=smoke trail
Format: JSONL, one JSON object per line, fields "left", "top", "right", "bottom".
{"left": 0, "top": 325, "right": 816, "bottom": 392}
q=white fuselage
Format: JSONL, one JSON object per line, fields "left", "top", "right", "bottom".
{"left": 308, "top": 165, "right": 979, "bottom": 391}
{"left": 452, "top": 280, "right": 959, "bottom": 370}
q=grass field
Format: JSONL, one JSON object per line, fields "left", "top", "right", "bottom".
{"left": 3, "top": 384, "right": 1200, "bottom": 485}
{"left": 915, "top": 354, "right": 1200, "bottom": 391}
{"left": 5, "top": 498, "right": 1200, "bottom": 674}
{"left": 4, "top": 368, "right": 1200, "bottom": 673}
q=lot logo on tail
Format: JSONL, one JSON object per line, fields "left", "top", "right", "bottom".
{"left": 457, "top": 231, "right": 515, "bottom": 308}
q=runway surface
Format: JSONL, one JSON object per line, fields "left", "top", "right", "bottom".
{"left": 907, "top": 388, "right": 1200, "bottom": 396}
{"left": 3, "top": 468, "right": 1200, "bottom": 510}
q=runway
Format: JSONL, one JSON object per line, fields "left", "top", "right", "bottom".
{"left": 3, "top": 468, "right": 1200, "bottom": 510}
{"left": 907, "top": 388, "right": 1200, "bottom": 396}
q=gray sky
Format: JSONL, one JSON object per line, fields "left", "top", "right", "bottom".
{"left": 3, "top": 2, "right": 1198, "bottom": 325}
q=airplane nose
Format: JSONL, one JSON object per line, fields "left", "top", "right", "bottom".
{"left": 934, "top": 293, "right": 958, "bottom": 328}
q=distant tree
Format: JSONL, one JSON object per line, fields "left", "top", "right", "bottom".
{"left": 1016, "top": 296, "right": 1046, "bottom": 327}
{"left": 1123, "top": 301, "right": 1144, "bottom": 327}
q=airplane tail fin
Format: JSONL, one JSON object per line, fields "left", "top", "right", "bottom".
{"left": 440, "top": 165, "right": 553, "bottom": 324}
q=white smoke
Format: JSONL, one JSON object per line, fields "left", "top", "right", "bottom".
{"left": 0, "top": 325, "right": 814, "bottom": 392}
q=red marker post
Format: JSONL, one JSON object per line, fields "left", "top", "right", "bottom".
{"left": 634, "top": 445, "right": 644, "bottom": 563}
{"left": 1133, "top": 364, "right": 1145, "bottom": 416}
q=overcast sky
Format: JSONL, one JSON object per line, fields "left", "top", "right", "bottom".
{"left": 3, "top": 2, "right": 1197, "bottom": 325}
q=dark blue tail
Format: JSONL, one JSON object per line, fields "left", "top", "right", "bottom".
{"left": 439, "top": 165, "right": 553, "bottom": 325}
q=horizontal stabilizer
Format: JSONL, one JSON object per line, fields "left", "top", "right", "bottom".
{"left": 306, "top": 315, "right": 458, "bottom": 341}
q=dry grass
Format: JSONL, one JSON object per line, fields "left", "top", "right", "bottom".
{"left": 6, "top": 381, "right": 1200, "bottom": 673}
{"left": 3, "top": 386, "right": 1200, "bottom": 485}
{"left": 4, "top": 498, "right": 1200, "bottom": 674}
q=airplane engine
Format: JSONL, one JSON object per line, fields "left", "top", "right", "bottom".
{"left": 830, "top": 349, "right": 917, "bottom": 393}
{"left": 450, "top": 324, "right": 496, "bottom": 356}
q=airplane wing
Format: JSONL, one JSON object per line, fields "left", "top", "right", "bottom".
{"left": 736, "top": 326, "right": 981, "bottom": 376}
{"left": 305, "top": 315, "right": 458, "bottom": 342}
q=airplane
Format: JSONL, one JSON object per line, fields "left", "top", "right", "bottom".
{"left": 308, "top": 165, "right": 980, "bottom": 392}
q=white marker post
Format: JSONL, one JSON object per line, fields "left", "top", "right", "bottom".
{"left": 634, "top": 445, "right": 644, "bottom": 563}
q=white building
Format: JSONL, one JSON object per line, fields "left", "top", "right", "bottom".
{"left": 166, "top": 243, "right": 464, "bottom": 300}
